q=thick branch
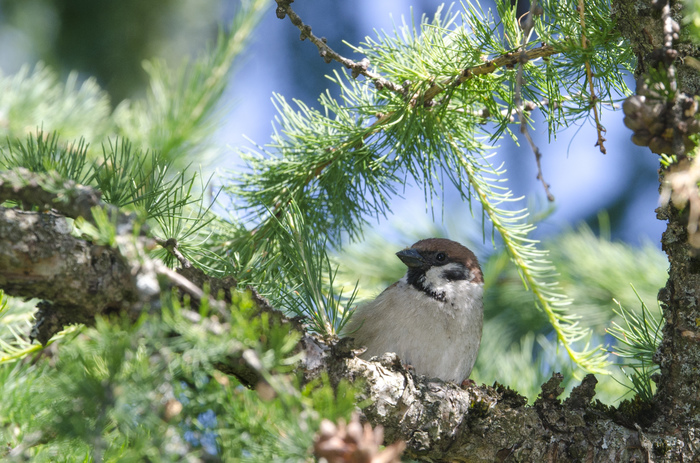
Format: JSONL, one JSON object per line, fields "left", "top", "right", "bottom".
{"left": 0, "top": 168, "right": 107, "bottom": 222}
{"left": 0, "top": 207, "right": 138, "bottom": 315}
{"left": 614, "top": 0, "right": 700, "bottom": 428}
{"left": 0, "top": 206, "right": 244, "bottom": 343}
{"left": 295, "top": 339, "right": 693, "bottom": 461}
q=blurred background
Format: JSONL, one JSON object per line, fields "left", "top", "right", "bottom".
{"left": 0, "top": 0, "right": 668, "bottom": 402}
{"left": 0, "top": 0, "right": 664, "bottom": 245}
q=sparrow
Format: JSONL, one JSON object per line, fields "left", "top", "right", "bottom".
{"left": 344, "top": 238, "right": 483, "bottom": 383}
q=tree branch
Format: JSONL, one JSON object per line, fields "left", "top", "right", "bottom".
{"left": 0, "top": 168, "right": 108, "bottom": 222}
{"left": 616, "top": 0, "right": 700, "bottom": 431}
{"left": 577, "top": 0, "right": 607, "bottom": 154}
{"left": 298, "top": 338, "right": 687, "bottom": 461}
{"left": 0, "top": 207, "right": 141, "bottom": 343}
{"left": 273, "top": 0, "right": 559, "bottom": 108}
{"left": 2, "top": 169, "right": 700, "bottom": 459}
{"left": 420, "top": 43, "right": 557, "bottom": 105}
{"left": 0, "top": 168, "right": 236, "bottom": 341}
{"left": 274, "top": 0, "right": 405, "bottom": 94}
{"left": 514, "top": 3, "right": 555, "bottom": 202}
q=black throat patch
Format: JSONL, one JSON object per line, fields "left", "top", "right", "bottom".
{"left": 406, "top": 268, "right": 446, "bottom": 302}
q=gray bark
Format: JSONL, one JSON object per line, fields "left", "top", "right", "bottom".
{"left": 615, "top": 0, "right": 700, "bottom": 432}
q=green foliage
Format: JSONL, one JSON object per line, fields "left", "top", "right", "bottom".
{"left": 149, "top": 181, "right": 223, "bottom": 273}
{"left": 0, "top": 64, "right": 112, "bottom": 144}
{"left": 0, "top": 131, "right": 92, "bottom": 183}
{"left": 0, "top": 292, "right": 358, "bottom": 461}
{"left": 472, "top": 222, "right": 666, "bottom": 401}
{"left": 90, "top": 139, "right": 204, "bottom": 221}
{"left": 0, "top": 129, "right": 210, "bottom": 237}
{"left": 229, "top": 0, "right": 635, "bottom": 372}
{"left": 533, "top": 0, "right": 631, "bottom": 129}
{"left": 485, "top": 224, "right": 667, "bottom": 343}
{"left": 272, "top": 202, "right": 359, "bottom": 338}
{"left": 607, "top": 288, "right": 664, "bottom": 402}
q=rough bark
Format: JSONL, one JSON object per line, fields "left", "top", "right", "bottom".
{"left": 296, "top": 341, "right": 694, "bottom": 461}
{"left": 0, "top": 169, "right": 231, "bottom": 342}
{"left": 656, "top": 199, "right": 700, "bottom": 429}
{"left": 615, "top": 0, "right": 700, "bottom": 432}
{"left": 0, "top": 206, "right": 141, "bottom": 343}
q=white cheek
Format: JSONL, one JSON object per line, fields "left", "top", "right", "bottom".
{"left": 423, "top": 265, "right": 448, "bottom": 288}
{"left": 422, "top": 263, "right": 482, "bottom": 310}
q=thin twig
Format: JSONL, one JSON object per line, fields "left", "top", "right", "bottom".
{"left": 453, "top": 97, "right": 616, "bottom": 119}
{"left": 514, "top": 3, "right": 555, "bottom": 202}
{"left": 158, "top": 266, "right": 206, "bottom": 301}
{"left": 274, "top": 0, "right": 560, "bottom": 108}
{"left": 274, "top": 0, "right": 404, "bottom": 94}
{"left": 153, "top": 235, "right": 235, "bottom": 311}
{"left": 152, "top": 252, "right": 230, "bottom": 314}
{"left": 577, "top": 0, "right": 607, "bottom": 154}
{"left": 155, "top": 236, "right": 192, "bottom": 269}
{"left": 421, "top": 44, "right": 557, "bottom": 105}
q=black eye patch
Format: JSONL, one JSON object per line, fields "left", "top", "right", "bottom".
{"left": 441, "top": 267, "right": 468, "bottom": 281}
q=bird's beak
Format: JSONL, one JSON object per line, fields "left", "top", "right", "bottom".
{"left": 396, "top": 248, "right": 425, "bottom": 268}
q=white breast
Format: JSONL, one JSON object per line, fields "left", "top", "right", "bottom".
{"left": 345, "top": 273, "right": 483, "bottom": 383}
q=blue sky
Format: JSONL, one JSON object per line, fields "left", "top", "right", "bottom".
{"left": 216, "top": 0, "right": 665, "bottom": 247}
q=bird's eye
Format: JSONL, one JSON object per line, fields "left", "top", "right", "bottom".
{"left": 436, "top": 252, "right": 446, "bottom": 262}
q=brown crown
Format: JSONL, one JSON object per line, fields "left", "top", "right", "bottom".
{"left": 409, "top": 238, "right": 483, "bottom": 284}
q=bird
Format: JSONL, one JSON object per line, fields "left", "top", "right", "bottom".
{"left": 344, "top": 238, "right": 483, "bottom": 383}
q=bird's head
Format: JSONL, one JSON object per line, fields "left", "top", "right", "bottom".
{"left": 397, "top": 238, "right": 483, "bottom": 301}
